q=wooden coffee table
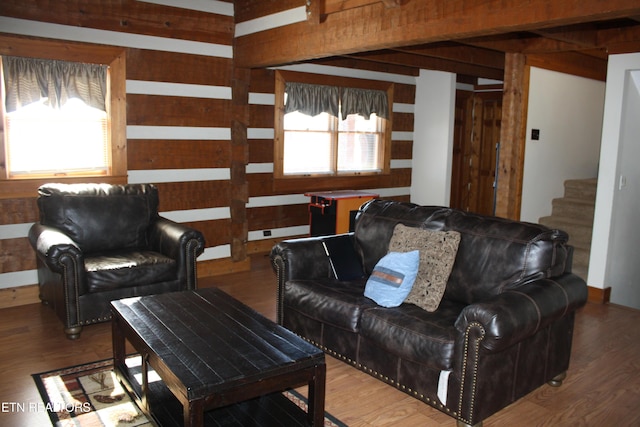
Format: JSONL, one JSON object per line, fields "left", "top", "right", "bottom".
{"left": 111, "top": 288, "right": 326, "bottom": 426}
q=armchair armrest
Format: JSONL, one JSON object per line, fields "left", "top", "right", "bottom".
{"left": 28, "top": 223, "right": 83, "bottom": 274}
{"left": 149, "top": 217, "right": 206, "bottom": 289}
{"left": 28, "top": 223, "right": 89, "bottom": 301}
{"left": 149, "top": 217, "right": 205, "bottom": 258}
{"left": 454, "top": 273, "right": 588, "bottom": 352}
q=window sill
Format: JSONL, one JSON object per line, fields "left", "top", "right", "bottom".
{"left": 0, "top": 175, "right": 128, "bottom": 200}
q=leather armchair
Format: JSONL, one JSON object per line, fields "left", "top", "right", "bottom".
{"left": 28, "top": 183, "right": 206, "bottom": 339}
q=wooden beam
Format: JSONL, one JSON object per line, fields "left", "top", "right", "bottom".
{"left": 230, "top": 67, "right": 251, "bottom": 262}
{"left": 347, "top": 50, "right": 505, "bottom": 80}
{"left": 381, "top": 0, "right": 410, "bottom": 8}
{"left": 323, "top": 0, "right": 379, "bottom": 15}
{"left": 235, "top": 0, "right": 640, "bottom": 68}
{"left": 395, "top": 43, "right": 506, "bottom": 70}
{"left": 323, "top": 0, "right": 409, "bottom": 16}
{"left": 464, "top": 24, "right": 640, "bottom": 56}
{"left": 597, "top": 24, "right": 640, "bottom": 54}
{"left": 461, "top": 34, "right": 573, "bottom": 55}
{"left": 533, "top": 26, "right": 599, "bottom": 48}
{"left": 495, "top": 53, "right": 527, "bottom": 220}
{"left": 313, "top": 56, "right": 420, "bottom": 76}
{"left": 527, "top": 52, "right": 607, "bottom": 81}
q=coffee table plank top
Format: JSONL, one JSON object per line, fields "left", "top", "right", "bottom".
{"left": 112, "top": 288, "right": 323, "bottom": 400}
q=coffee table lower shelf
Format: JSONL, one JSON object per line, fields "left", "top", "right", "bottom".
{"left": 116, "top": 362, "right": 314, "bottom": 427}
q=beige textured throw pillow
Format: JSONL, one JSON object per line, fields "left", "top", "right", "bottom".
{"left": 388, "top": 224, "right": 461, "bottom": 312}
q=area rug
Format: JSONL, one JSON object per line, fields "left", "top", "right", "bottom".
{"left": 33, "top": 356, "right": 347, "bottom": 427}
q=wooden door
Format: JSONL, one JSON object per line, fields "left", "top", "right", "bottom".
{"left": 450, "top": 90, "right": 473, "bottom": 212}
{"left": 450, "top": 89, "right": 502, "bottom": 216}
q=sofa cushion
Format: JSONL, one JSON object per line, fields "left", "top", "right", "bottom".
{"left": 359, "top": 299, "right": 466, "bottom": 371}
{"left": 364, "top": 250, "right": 419, "bottom": 307}
{"left": 388, "top": 224, "right": 461, "bottom": 312}
{"left": 37, "top": 183, "right": 158, "bottom": 253}
{"left": 85, "top": 250, "right": 176, "bottom": 293}
{"left": 354, "top": 199, "right": 570, "bottom": 305}
{"left": 284, "top": 278, "right": 375, "bottom": 332}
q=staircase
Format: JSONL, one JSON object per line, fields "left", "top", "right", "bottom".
{"left": 538, "top": 178, "right": 597, "bottom": 281}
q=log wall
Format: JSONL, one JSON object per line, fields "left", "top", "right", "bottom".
{"left": 0, "top": 0, "right": 239, "bottom": 307}
{"left": 0, "top": 1, "right": 417, "bottom": 307}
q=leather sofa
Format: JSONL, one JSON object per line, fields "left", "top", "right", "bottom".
{"left": 271, "top": 199, "right": 588, "bottom": 427}
{"left": 29, "top": 183, "right": 206, "bottom": 339}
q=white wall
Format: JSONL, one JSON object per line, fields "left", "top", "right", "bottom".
{"left": 520, "top": 67, "right": 605, "bottom": 223}
{"left": 605, "top": 70, "right": 640, "bottom": 309}
{"left": 410, "top": 69, "right": 456, "bottom": 205}
{"left": 590, "top": 53, "right": 640, "bottom": 307}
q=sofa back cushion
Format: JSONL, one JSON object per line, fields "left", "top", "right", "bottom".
{"left": 37, "top": 183, "right": 158, "bottom": 253}
{"left": 354, "top": 199, "right": 570, "bottom": 305}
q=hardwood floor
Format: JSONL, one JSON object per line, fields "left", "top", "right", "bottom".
{"left": 1, "top": 253, "right": 639, "bottom": 426}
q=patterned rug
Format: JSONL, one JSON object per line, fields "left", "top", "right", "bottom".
{"left": 33, "top": 356, "right": 346, "bottom": 427}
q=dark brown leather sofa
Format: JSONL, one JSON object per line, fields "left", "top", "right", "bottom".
{"left": 271, "top": 199, "right": 587, "bottom": 427}
{"left": 28, "top": 183, "right": 206, "bottom": 339}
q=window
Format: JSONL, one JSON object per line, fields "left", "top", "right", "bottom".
{"left": 2, "top": 57, "right": 109, "bottom": 178}
{"left": 274, "top": 71, "right": 393, "bottom": 179}
{"left": 0, "top": 35, "right": 126, "bottom": 197}
{"left": 283, "top": 110, "right": 384, "bottom": 175}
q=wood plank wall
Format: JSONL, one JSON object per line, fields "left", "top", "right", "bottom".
{"left": 0, "top": 0, "right": 416, "bottom": 308}
{"left": 0, "top": 0, "right": 237, "bottom": 308}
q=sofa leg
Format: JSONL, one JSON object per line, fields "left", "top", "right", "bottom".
{"left": 547, "top": 371, "right": 567, "bottom": 387}
{"left": 457, "top": 420, "right": 482, "bottom": 427}
{"left": 65, "top": 326, "right": 82, "bottom": 340}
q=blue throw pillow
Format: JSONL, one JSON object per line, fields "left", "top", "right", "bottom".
{"left": 364, "top": 250, "right": 419, "bottom": 307}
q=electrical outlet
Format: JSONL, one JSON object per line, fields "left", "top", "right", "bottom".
{"left": 263, "top": 230, "right": 272, "bottom": 237}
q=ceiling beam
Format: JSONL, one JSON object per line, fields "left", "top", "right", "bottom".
{"left": 597, "top": 24, "right": 640, "bottom": 54}
{"left": 312, "top": 56, "right": 420, "bottom": 76}
{"left": 322, "top": 0, "right": 409, "bottom": 16}
{"left": 461, "top": 33, "right": 599, "bottom": 55}
{"left": 394, "top": 43, "right": 505, "bottom": 70}
{"left": 527, "top": 52, "right": 607, "bottom": 81}
{"left": 235, "top": 0, "right": 640, "bottom": 68}
{"left": 532, "top": 26, "right": 599, "bottom": 48}
{"left": 346, "top": 50, "right": 505, "bottom": 80}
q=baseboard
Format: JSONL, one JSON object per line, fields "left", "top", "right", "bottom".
{"left": 0, "top": 284, "right": 40, "bottom": 309}
{"left": 196, "top": 257, "right": 252, "bottom": 277}
{"left": 587, "top": 286, "right": 611, "bottom": 304}
{"left": 247, "top": 235, "right": 306, "bottom": 255}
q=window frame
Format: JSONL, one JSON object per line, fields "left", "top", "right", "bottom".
{"left": 0, "top": 35, "right": 127, "bottom": 199}
{"left": 274, "top": 70, "right": 393, "bottom": 182}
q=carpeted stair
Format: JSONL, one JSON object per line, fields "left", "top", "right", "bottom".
{"left": 539, "top": 178, "right": 597, "bottom": 281}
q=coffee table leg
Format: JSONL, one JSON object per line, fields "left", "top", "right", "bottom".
{"left": 185, "top": 399, "right": 204, "bottom": 427}
{"left": 141, "top": 354, "right": 149, "bottom": 412}
{"left": 111, "top": 314, "right": 126, "bottom": 370}
{"left": 307, "top": 362, "right": 326, "bottom": 426}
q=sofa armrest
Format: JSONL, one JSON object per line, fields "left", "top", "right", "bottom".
{"left": 454, "top": 273, "right": 588, "bottom": 352}
{"left": 270, "top": 233, "right": 355, "bottom": 323}
{"left": 28, "top": 223, "right": 83, "bottom": 274}
{"left": 149, "top": 217, "right": 206, "bottom": 289}
{"left": 271, "top": 235, "right": 349, "bottom": 281}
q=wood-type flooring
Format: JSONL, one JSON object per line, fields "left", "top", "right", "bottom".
{"left": 1, "top": 254, "right": 639, "bottom": 426}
